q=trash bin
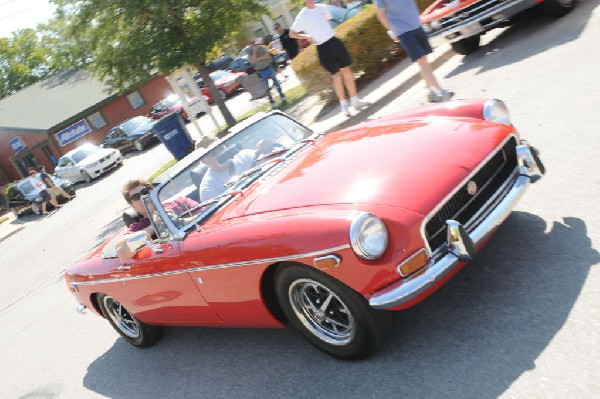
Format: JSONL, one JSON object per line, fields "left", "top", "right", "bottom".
{"left": 153, "top": 113, "right": 196, "bottom": 160}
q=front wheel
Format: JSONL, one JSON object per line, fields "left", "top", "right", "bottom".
{"left": 541, "top": 0, "right": 575, "bottom": 17}
{"left": 275, "top": 265, "right": 391, "bottom": 360}
{"left": 451, "top": 35, "right": 481, "bottom": 55}
{"left": 97, "top": 293, "right": 163, "bottom": 348}
{"left": 134, "top": 140, "right": 144, "bottom": 151}
{"left": 81, "top": 170, "right": 92, "bottom": 183}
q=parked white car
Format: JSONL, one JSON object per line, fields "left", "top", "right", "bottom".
{"left": 55, "top": 144, "right": 122, "bottom": 183}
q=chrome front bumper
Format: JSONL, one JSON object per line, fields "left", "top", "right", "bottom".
{"left": 369, "top": 144, "right": 544, "bottom": 309}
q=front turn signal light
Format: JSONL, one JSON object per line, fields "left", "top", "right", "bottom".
{"left": 397, "top": 249, "right": 430, "bottom": 277}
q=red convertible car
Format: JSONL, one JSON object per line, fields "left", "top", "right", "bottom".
{"left": 65, "top": 99, "right": 545, "bottom": 359}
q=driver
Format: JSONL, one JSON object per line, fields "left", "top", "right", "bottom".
{"left": 116, "top": 178, "right": 199, "bottom": 261}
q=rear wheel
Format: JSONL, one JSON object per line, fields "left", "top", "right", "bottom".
{"left": 275, "top": 265, "right": 391, "bottom": 360}
{"left": 134, "top": 140, "right": 144, "bottom": 151}
{"left": 97, "top": 293, "right": 163, "bottom": 348}
{"left": 451, "top": 35, "right": 481, "bottom": 55}
{"left": 541, "top": 0, "right": 575, "bottom": 17}
{"left": 81, "top": 170, "right": 92, "bottom": 183}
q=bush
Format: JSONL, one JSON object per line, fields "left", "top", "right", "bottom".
{"left": 291, "top": 1, "right": 435, "bottom": 97}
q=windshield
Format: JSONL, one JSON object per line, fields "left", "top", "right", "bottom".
{"left": 154, "top": 113, "right": 314, "bottom": 233}
{"left": 71, "top": 144, "right": 101, "bottom": 163}
{"left": 120, "top": 116, "right": 151, "bottom": 134}
{"left": 16, "top": 179, "right": 36, "bottom": 194}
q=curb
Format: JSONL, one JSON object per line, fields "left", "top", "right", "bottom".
{"left": 0, "top": 225, "right": 25, "bottom": 244}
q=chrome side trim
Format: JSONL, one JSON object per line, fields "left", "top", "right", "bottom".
{"left": 370, "top": 173, "right": 532, "bottom": 309}
{"left": 70, "top": 244, "right": 350, "bottom": 287}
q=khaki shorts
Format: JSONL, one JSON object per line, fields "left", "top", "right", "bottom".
{"left": 48, "top": 186, "right": 68, "bottom": 198}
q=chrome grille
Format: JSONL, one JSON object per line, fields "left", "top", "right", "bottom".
{"left": 437, "top": 0, "right": 512, "bottom": 31}
{"left": 425, "top": 136, "right": 518, "bottom": 252}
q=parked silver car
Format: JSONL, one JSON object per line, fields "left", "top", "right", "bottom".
{"left": 55, "top": 144, "right": 122, "bottom": 183}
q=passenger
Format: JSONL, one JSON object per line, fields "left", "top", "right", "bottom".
{"left": 116, "top": 178, "right": 199, "bottom": 261}
{"left": 199, "top": 148, "right": 256, "bottom": 202}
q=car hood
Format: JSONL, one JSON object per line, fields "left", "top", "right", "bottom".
{"left": 77, "top": 148, "right": 117, "bottom": 166}
{"left": 129, "top": 121, "right": 157, "bottom": 136}
{"left": 224, "top": 117, "right": 514, "bottom": 219}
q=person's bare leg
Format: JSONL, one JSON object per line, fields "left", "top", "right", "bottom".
{"left": 41, "top": 202, "right": 48, "bottom": 215}
{"left": 49, "top": 194, "right": 59, "bottom": 207}
{"left": 416, "top": 55, "right": 442, "bottom": 92}
{"left": 340, "top": 66, "right": 357, "bottom": 97}
{"left": 332, "top": 72, "right": 345, "bottom": 100}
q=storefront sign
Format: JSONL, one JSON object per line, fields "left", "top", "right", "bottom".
{"left": 55, "top": 119, "right": 92, "bottom": 147}
{"left": 9, "top": 136, "right": 26, "bottom": 153}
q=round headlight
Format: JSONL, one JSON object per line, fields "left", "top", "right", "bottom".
{"left": 349, "top": 213, "right": 388, "bottom": 260}
{"left": 483, "top": 99, "right": 511, "bottom": 125}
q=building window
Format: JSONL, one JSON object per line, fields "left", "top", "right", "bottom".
{"left": 127, "top": 91, "right": 145, "bottom": 109}
{"left": 87, "top": 111, "right": 107, "bottom": 130}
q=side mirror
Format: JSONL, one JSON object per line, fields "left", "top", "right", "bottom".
{"left": 124, "top": 231, "right": 164, "bottom": 255}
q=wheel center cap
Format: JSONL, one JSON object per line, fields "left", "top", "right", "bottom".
{"left": 314, "top": 310, "right": 325, "bottom": 321}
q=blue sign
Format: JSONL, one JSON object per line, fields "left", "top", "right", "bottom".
{"left": 55, "top": 119, "right": 92, "bottom": 147}
{"left": 9, "top": 136, "right": 26, "bottom": 153}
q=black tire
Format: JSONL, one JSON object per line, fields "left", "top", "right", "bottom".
{"left": 97, "top": 293, "right": 164, "bottom": 348}
{"left": 275, "top": 264, "right": 391, "bottom": 360}
{"left": 541, "top": 0, "right": 575, "bottom": 18}
{"left": 451, "top": 35, "right": 481, "bottom": 55}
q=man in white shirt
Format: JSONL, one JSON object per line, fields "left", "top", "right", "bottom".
{"left": 290, "top": 0, "right": 368, "bottom": 117}
{"left": 199, "top": 149, "right": 256, "bottom": 202}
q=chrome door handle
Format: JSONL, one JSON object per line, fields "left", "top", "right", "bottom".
{"left": 117, "top": 265, "right": 132, "bottom": 271}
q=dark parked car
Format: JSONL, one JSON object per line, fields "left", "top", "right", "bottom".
{"left": 206, "top": 55, "right": 235, "bottom": 72}
{"left": 103, "top": 116, "right": 160, "bottom": 152}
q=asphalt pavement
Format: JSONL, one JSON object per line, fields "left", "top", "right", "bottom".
{"left": 0, "top": 39, "right": 454, "bottom": 243}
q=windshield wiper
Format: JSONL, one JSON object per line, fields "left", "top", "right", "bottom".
{"left": 225, "top": 157, "right": 284, "bottom": 188}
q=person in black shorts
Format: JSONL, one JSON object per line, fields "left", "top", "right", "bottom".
{"left": 290, "top": 0, "right": 368, "bottom": 117}
{"left": 274, "top": 23, "right": 300, "bottom": 60}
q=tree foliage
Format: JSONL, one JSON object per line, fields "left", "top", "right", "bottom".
{"left": 53, "top": 0, "right": 267, "bottom": 127}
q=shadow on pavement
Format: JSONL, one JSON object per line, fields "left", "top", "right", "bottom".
{"left": 446, "top": 0, "right": 597, "bottom": 79}
{"left": 81, "top": 212, "right": 598, "bottom": 398}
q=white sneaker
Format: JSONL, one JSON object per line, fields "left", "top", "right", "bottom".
{"left": 351, "top": 99, "right": 369, "bottom": 110}
{"left": 439, "top": 89, "right": 455, "bottom": 102}
{"left": 340, "top": 102, "right": 351, "bottom": 117}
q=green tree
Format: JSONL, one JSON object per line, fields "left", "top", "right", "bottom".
{"left": 53, "top": 0, "right": 267, "bottom": 128}
{"left": 0, "top": 29, "right": 53, "bottom": 99}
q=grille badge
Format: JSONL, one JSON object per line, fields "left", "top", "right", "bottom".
{"left": 466, "top": 181, "right": 478, "bottom": 196}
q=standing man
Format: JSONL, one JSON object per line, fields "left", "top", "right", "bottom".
{"left": 39, "top": 166, "right": 72, "bottom": 203}
{"left": 274, "top": 23, "right": 300, "bottom": 60}
{"left": 249, "top": 39, "right": 287, "bottom": 108}
{"left": 290, "top": 0, "right": 368, "bottom": 117}
{"left": 374, "top": 0, "right": 453, "bottom": 103}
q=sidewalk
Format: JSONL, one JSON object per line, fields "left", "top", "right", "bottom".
{"left": 0, "top": 41, "right": 455, "bottom": 243}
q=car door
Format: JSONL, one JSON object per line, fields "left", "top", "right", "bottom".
{"left": 117, "top": 239, "right": 221, "bottom": 324}
{"left": 56, "top": 156, "right": 77, "bottom": 181}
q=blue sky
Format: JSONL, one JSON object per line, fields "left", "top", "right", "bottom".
{"left": 0, "top": 0, "right": 57, "bottom": 38}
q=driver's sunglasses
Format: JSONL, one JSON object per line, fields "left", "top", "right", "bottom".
{"left": 129, "top": 187, "right": 151, "bottom": 202}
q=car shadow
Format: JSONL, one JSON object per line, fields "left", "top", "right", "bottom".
{"left": 81, "top": 211, "right": 598, "bottom": 398}
{"left": 444, "top": 0, "right": 596, "bottom": 79}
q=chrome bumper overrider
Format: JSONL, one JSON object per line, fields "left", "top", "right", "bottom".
{"left": 369, "top": 144, "right": 544, "bottom": 309}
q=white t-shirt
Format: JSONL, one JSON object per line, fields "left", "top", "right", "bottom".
{"left": 199, "top": 149, "right": 256, "bottom": 202}
{"left": 290, "top": 4, "right": 334, "bottom": 45}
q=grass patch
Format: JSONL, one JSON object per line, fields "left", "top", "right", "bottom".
{"left": 148, "top": 158, "right": 176, "bottom": 182}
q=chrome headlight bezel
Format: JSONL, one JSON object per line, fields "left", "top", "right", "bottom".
{"left": 483, "top": 99, "right": 511, "bottom": 125}
{"left": 349, "top": 213, "right": 388, "bottom": 260}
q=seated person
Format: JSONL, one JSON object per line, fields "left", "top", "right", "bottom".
{"left": 116, "top": 178, "right": 199, "bottom": 261}
{"left": 199, "top": 148, "right": 256, "bottom": 202}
